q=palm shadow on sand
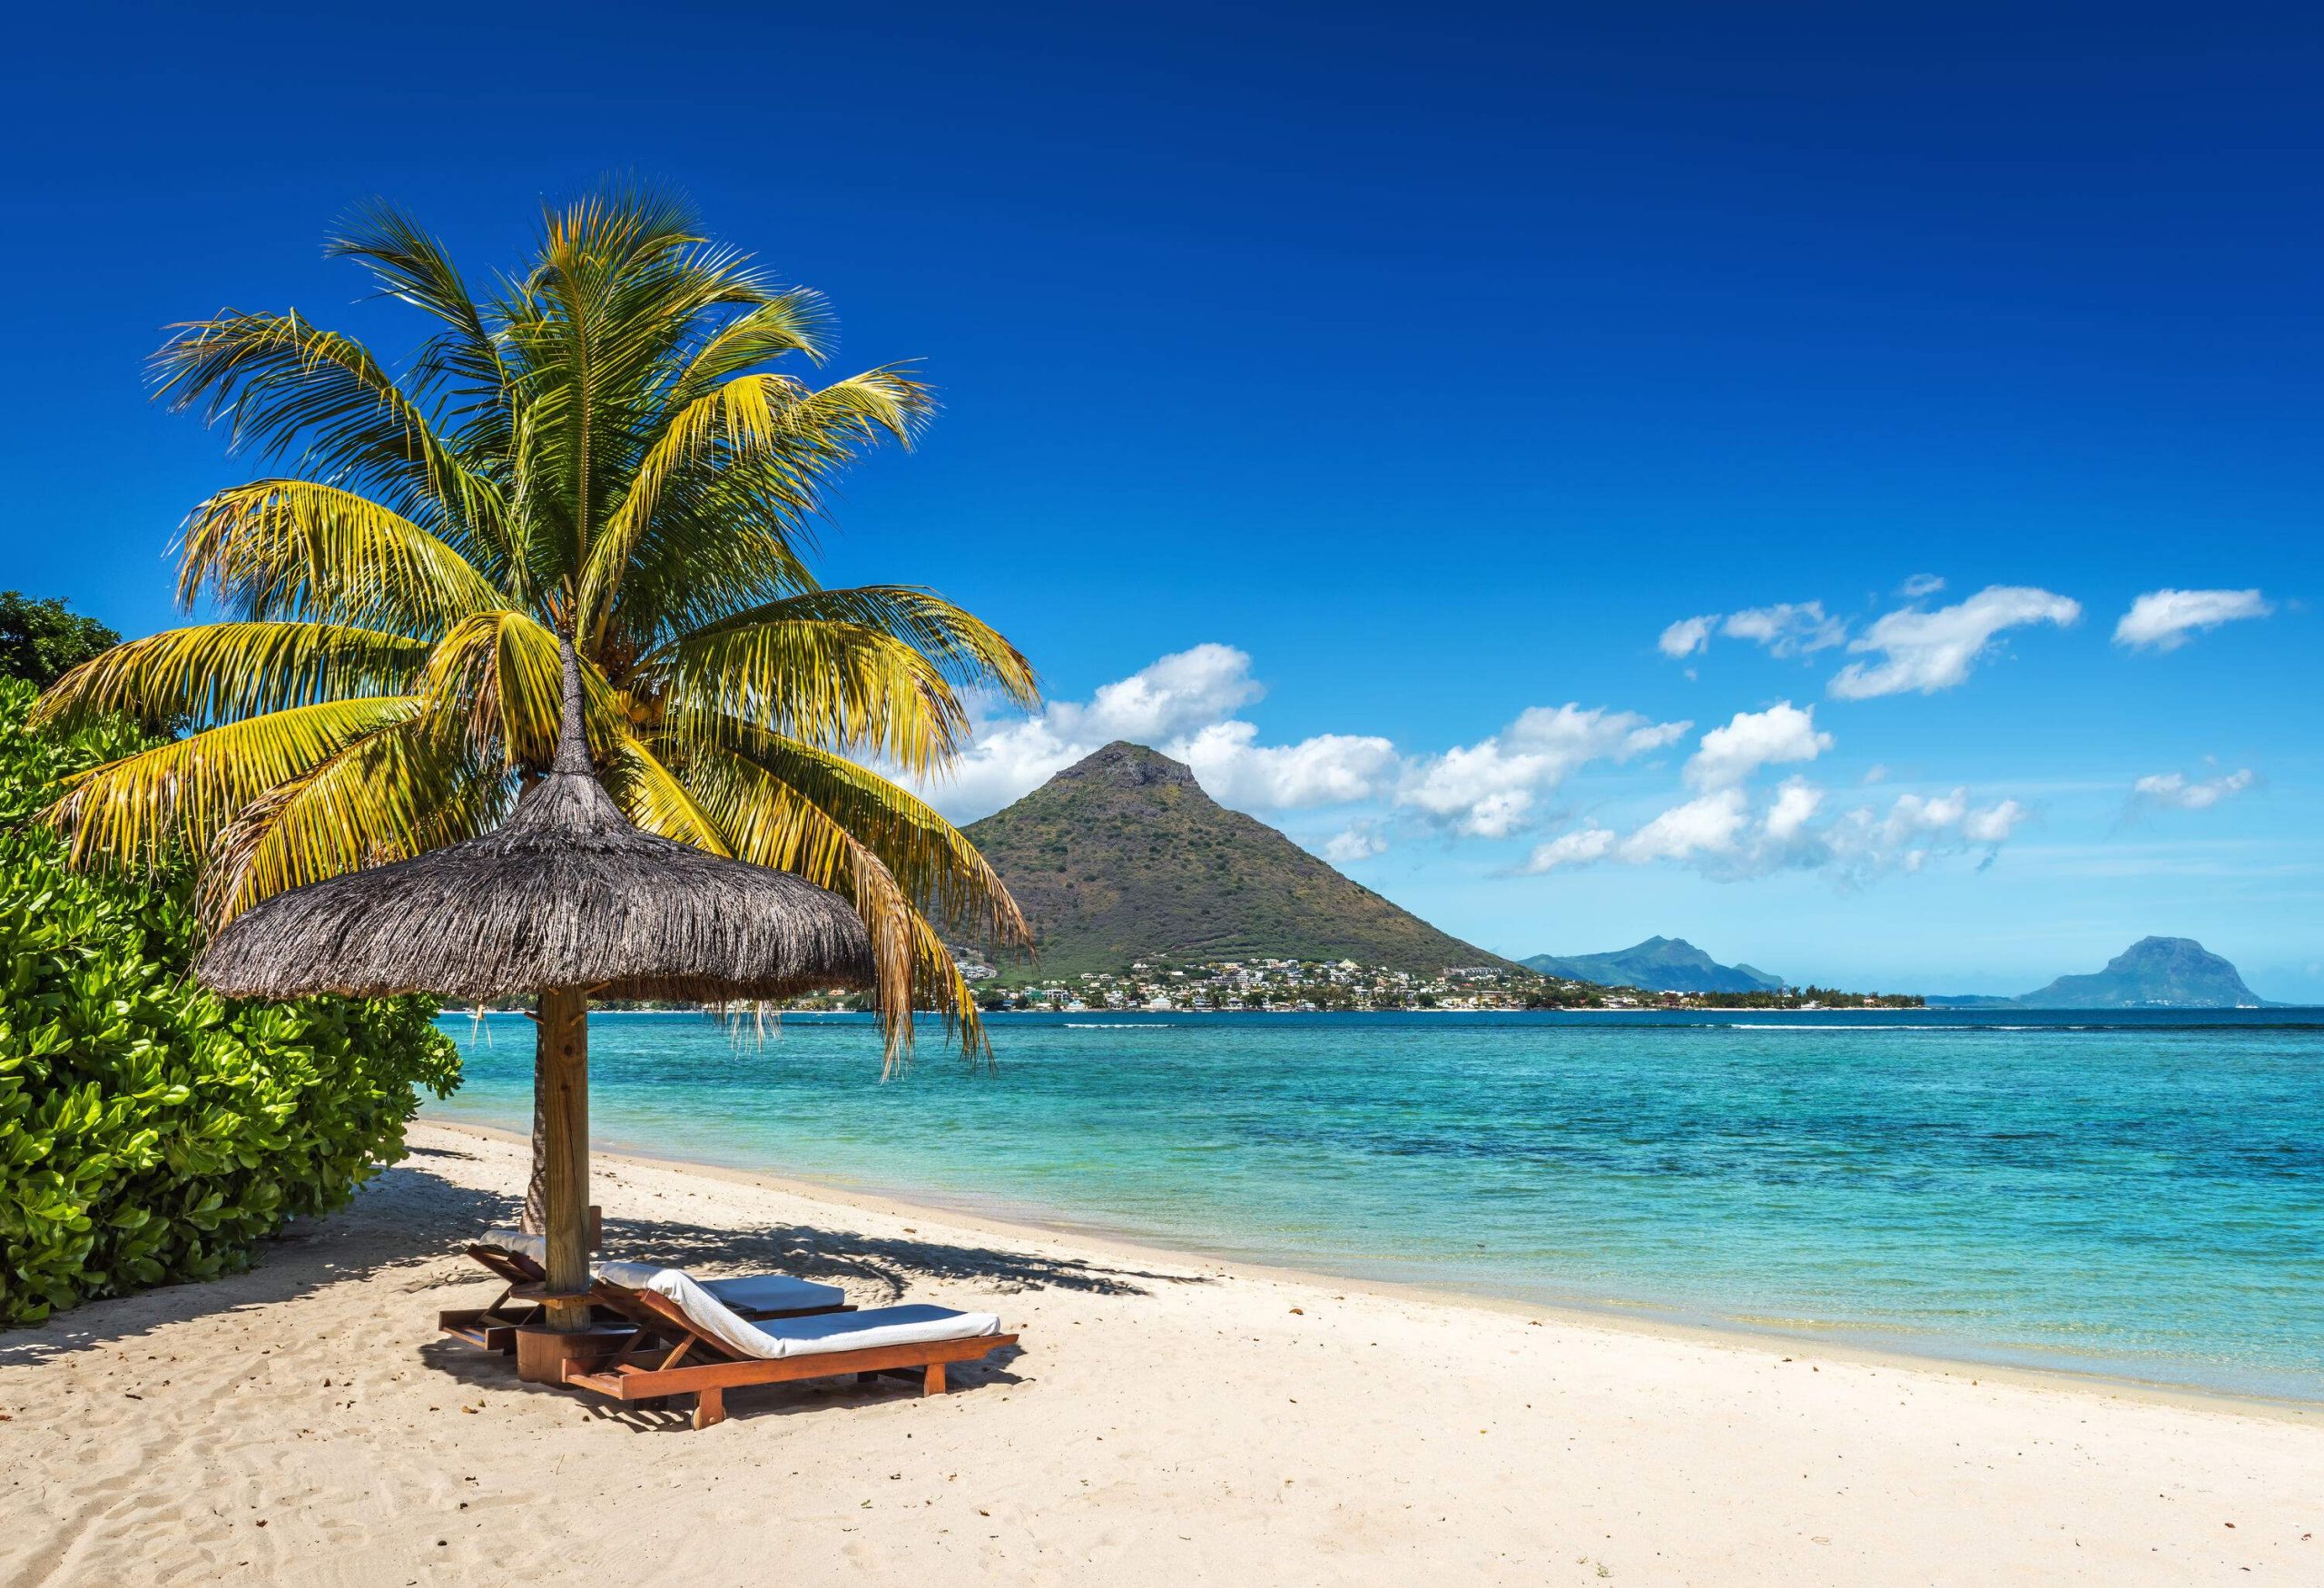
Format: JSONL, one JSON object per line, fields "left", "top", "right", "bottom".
{"left": 1, "top": 1139, "right": 1203, "bottom": 1370}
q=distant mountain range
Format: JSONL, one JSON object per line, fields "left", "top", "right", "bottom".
{"left": 962, "top": 742, "right": 1509, "bottom": 978}
{"left": 1928, "top": 937, "right": 2273, "bottom": 1009}
{"left": 1521, "top": 937, "right": 1785, "bottom": 994}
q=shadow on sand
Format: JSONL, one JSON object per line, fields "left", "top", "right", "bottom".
{"left": 0, "top": 1137, "right": 1201, "bottom": 1374}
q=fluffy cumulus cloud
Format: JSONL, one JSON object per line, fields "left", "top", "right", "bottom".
{"left": 1719, "top": 601, "right": 1847, "bottom": 657}
{"left": 1658, "top": 614, "right": 1717, "bottom": 658}
{"left": 1177, "top": 722, "right": 1400, "bottom": 811}
{"left": 1316, "top": 819, "right": 1388, "bottom": 864}
{"left": 1684, "top": 702, "right": 1834, "bottom": 790}
{"left": 1616, "top": 787, "right": 1752, "bottom": 863}
{"left": 2132, "top": 767, "right": 2257, "bottom": 812}
{"left": 1399, "top": 705, "right": 1690, "bottom": 838}
{"left": 2112, "top": 588, "right": 2273, "bottom": 652}
{"left": 1828, "top": 585, "right": 2081, "bottom": 700}
{"left": 924, "top": 644, "right": 1396, "bottom": 819}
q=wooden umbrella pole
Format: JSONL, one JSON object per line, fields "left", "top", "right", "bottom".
{"left": 537, "top": 984, "right": 592, "bottom": 1332}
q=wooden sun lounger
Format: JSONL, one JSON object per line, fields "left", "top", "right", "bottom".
{"left": 438, "top": 1245, "right": 852, "bottom": 1354}
{"left": 553, "top": 1278, "right": 1019, "bottom": 1429}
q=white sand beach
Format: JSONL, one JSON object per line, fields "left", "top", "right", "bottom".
{"left": 2, "top": 1119, "right": 2314, "bottom": 1587}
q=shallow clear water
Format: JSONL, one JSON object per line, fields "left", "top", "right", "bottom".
{"left": 427, "top": 1008, "right": 2324, "bottom": 1401}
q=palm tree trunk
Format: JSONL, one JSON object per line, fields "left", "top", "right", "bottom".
{"left": 524, "top": 1041, "right": 548, "bottom": 1230}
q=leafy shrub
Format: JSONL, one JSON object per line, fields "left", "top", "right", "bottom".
{"left": 0, "top": 679, "right": 459, "bottom": 1325}
{"left": 0, "top": 591, "right": 119, "bottom": 688}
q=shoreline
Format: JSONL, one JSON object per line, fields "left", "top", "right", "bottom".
{"left": 421, "top": 1113, "right": 2319, "bottom": 1425}
{"left": 11, "top": 1116, "right": 2316, "bottom": 1585}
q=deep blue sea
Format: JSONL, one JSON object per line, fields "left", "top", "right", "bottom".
{"left": 426, "top": 1008, "right": 2324, "bottom": 1401}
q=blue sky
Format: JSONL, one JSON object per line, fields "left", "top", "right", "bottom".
{"left": 5, "top": 3, "right": 2319, "bottom": 995}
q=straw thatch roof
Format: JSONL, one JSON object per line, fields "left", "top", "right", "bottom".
{"left": 195, "top": 639, "right": 875, "bottom": 1004}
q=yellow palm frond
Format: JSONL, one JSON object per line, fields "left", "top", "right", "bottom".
{"left": 602, "top": 735, "right": 733, "bottom": 853}
{"left": 580, "top": 367, "right": 932, "bottom": 641}
{"left": 179, "top": 480, "right": 500, "bottom": 633}
{"left": 703, "top": 727, "right": 1032, "bottom": 952}
{"left": 48, "top": 697, "right": 424, "bottom": 873}
{"left": 419, "top": 609, "right": 628, "bottom": 772}
{"left": 197, "top": 719, "right": 500, "bottom": 925}
{"left": 679, "top": 741, "right": 979, "bottom": 1060}
{"left": 34, "top": 622, "right": 429, "bottom": 733}
{"left": 655, "top": 620, "right": 970, "bottom": 773}
{"left": 686, "top": 586, "right": 1039, "bottom": 709}
{"left": 665, "top": 290, "right": 834, "bottom": 407}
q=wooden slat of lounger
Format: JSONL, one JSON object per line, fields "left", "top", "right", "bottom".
{"left": 566, "top": 1332, "right": 1019, "bottom": 1401}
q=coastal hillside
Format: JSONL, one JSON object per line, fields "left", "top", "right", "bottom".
{"left": 1932, "top": 936, "right": 2272, "bottom": 1009}
{"left": 962, "top": 741, "right": 1507, "bottom": 978}
{"left": 1522, "top": 936, "right": 1783, "bottom": 993}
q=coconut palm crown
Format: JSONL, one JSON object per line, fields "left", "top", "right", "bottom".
{"left": 35, "top": 187, "right": 1036, "bottom": 1050}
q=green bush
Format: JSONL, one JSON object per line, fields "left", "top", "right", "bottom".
{"left": 0, "top": 679, "right": 459, "bottom": 1325}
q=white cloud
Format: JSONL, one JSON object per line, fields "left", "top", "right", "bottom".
{"left": 1828, "top": 585, "right": 2082, "bottom": 700}
{"left": 1401, "top": 705, "right": 1690, "bottom": 838}
{"left": 1720, "top": 601, "right": 1848, "bottom": 657}
{"left": 2112, "top": 588, "right": 2272, "bottom": 652}
{"left": 2132, "top": 768, "right": 2256, "bottom": 812}
{"left": 1074, "top": 642, "right": 1263, "bottom": 739}
{"left": 1317, "top": 820, "right": 1388, "bottom": 864}
{"left": 1763, "top": 777, "right": 1825, "bottom": 843}
{"left": 1521, "top": 825, "right": 1619, "bottom": 872}
{"left": 1898, "top": 574, "right": 1946, "bottom": 598}
{"left": 926, "top": 644, "right": 1395, "bottom": 819}
{"left": 1658, "top": 614, "right": 1717, "bottom": 658}
{"left": 1619, "top": 787, "right": 1751, "bottom": 863}
{"left": 1520, "top": 781, "right": 2028, "bottom": 882}
{"left": 1175, "top": 722, "right": 1399, "bottom": 810}
{"left": 1684, "top": 702, "right": 1834, "bottom": 790}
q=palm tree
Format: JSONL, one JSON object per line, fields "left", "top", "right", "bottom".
{"left": 35, "top": 186, "right": 1036, "bottom": 1051}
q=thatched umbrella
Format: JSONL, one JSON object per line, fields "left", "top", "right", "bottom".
{"left": 198, "top": 634, "right": 876, "bottom": 1342}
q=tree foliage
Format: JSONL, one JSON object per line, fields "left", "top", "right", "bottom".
{"left": 36, "top": 187, "right": 1036, "bottom": 1052}
{"left": 0, "top": 592, "right": 120, "bottom": 688}
{"left": 0, "top": 680, "right": 458, "bottom": 1325}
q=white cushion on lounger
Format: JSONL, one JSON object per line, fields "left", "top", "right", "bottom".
{"left": 699, "top": 1273, "right": 847, "bottom": 1315}
{"left": 744, "top": 1304, "right": 1002, "bottom": 1360}
{"left": 597, "top": 1262, "right": 997, "bottom": 1362}
{"left": 479, "top": 1226, "right": 547, "bottom": 1265}
{"left": 485, "top": 1236, "right": 840, "bottom": 1314}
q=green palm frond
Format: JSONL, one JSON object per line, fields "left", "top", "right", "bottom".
{"left": 665, "top": 290, "right": 834, "bottom": 408}
{"left": 603, "top": 735, "right": 734, "bottom": 853}
{"left": 326, "top": 201, "right": 509, "bottom": 409}
{"left": 581, "top": 367, "right": 932, "bottom": 643}
{"left": 46, "top": 183, "right": 1037, "bottom": 1054}
{"left": 151, "top": 309, "right": 479, "bottom": 530}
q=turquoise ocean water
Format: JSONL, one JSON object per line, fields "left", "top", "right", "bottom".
{"left": 427, "top": 1009, "right": 2324, "bottom": 1401}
